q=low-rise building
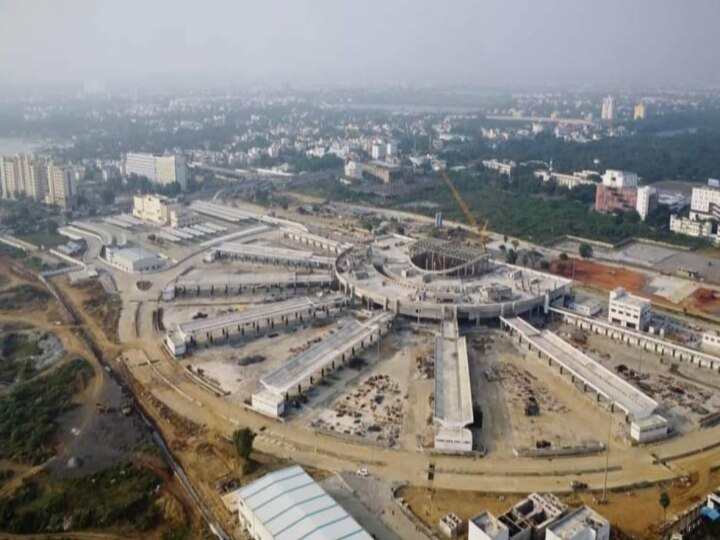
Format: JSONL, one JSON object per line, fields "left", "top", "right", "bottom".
{"left": 236, "top": 465, "right": 372, "bottom": 540}
{"left": 702, "top": 330, "right": 720, "bottom": 350}
{"left": 608, "top": 287, "right": 652, "bottom": 331}
{"left": 344, "top": 160, "right": 364, "bottom": 180}
{"left": 362, "top": 161, "right": 403, "bottom": 184}
{"left": 670, "top": 214, "right": 713, "bottom": 238}
{"left": 482, "top": 159, "right": 516, "bottom": 176}
{"left": 469, "top": 511, "right": 509, "bottom": 540}
{"left": 534, "top": 169, "right": 598, "bottom": 190}
{"left": 630, "top": 414, "right": 669, "bottom": 444}
{"left": 545, "top": 505, "right": 610, "bottom": 540}
{"left": 105, "top": 246, "right": 163, "bottom": 273}
{"left": 689, "top": 180, "right": 720, "bottom": 221}
{"left": 169, "top": 207, "right": 201, "bottom": 228}
{"left": 439, "top": 513, "right": 464, "bottom": 538}
{"left": 133, "top": 194, "right": 178, "bottom": 225}
{"left": 497, "top": 492, "right": 567, "bottom": 539}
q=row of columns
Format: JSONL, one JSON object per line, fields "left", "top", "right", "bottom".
{"left": 501, "top": 320, "right": 627, "bottom": 422}
{"left": 559, "top": 312, "right": 720, "bottom": 372}
{"left": 186, "top": 301, "right": 345, "bottom": 349}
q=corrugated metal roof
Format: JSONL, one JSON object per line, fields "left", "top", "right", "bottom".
{"left": 238, "top": 466, "right": 372, "bottom": 540}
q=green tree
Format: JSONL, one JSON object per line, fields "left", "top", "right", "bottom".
{"left": 505, "top": 248, "right": 518, "bottom": 265}
{"left": 559, "top": 252, "right": 569, "bottom": 261}
{"left": 579, "top": 242, "right": 593, "bottom": 260}
{"left": 233, "top": 428, "right": 256, "bottom": 461}
{"left": 659, "top": 491, "right": 670, "bottom": 523}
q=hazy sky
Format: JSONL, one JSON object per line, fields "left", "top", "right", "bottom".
{"left": 1, "top": 0, "right": 719, "bottom": 87}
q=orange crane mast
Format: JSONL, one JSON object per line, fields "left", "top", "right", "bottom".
{"left": 439, "top": 168, "right": 490, "bottom": 251}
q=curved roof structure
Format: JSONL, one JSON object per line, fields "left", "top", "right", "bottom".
{"left": 237, "top": 465, "right": 371, "bottom": 540}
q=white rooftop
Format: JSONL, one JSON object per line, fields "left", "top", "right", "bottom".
{"left": 434, "top": 320, "right": 474, "bottom": 427}
{"left": 546, "top": 505, "right": 609, "bottom": 538}
{"left": 502, "top": 317, "right": 658, "bottom": 420}
{"left": 237, "top": 465, "right": 371, "bottom": 540}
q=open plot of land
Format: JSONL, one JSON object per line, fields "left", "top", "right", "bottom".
{"left": 553, "top": 239, "right": 679, "bottom": 268}
{"left": 642, "top": 274, "right": 698, "bottom": 304}
{"left": 556, "top": 323, "right": 720, "bottom": 435}
{"left": 656, "top": 250, "right": 720, "bottom": 285}
{"left": 400, "top": 461, "right": 720, "bottom": 540}
{"left": 307, "top": 327, "right": 425, "bottom": 448}
{"left": 73, "top": 280, "right": 122, "bottom": 344}
{"left": 551, "top": 258, "right": 647, "bottom": 293}
{"left": 470, "top": 332, "right": 623, "bottom": 456}
{"left": 0, "top": 329, "right": 64, "bottom": 388}
{"left": 181, "top": 320, "right": 336, "bottom": 402}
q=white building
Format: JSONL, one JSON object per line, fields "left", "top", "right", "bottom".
{"left": 169, "top": 207, "right": 201, "bottom": 228}
{"left": 601, "top": 169, "right": 639, "bottom": 189}
{"left": 236, "top": 465, "right": 372, "bottom": 540}
{"left": 670, "top": 215, "right": 712, "bottom": 238}
{"left": 535, "top": 170, "right": 598, "bottom": 190}
{"left": 601, "top": 95, "right": 614, "bottom": 121}
{"left": 636, "top": 185, "right": 656, "bottom": 221}
{"left": 608, "top": 288, "right": 652, "bottom": 331}
{"left": 482, "top": 159, "right": 516, "bottom": 176}
{"left": 545, "top": 505, "right": 610, "bottom": 540}
{"left": 371, "top": 142, "right": 386, "bottom": 160}
{"left": 133, "top": 194, "right": 178, "bottom": 225}
{"left": 344, "top": 160, "right": 364, "bottom": 180}
{"left": 386, "top": 141, "right": 397, "bottom": 157}
{"left": 702, "top": 330, "right": 720, "bottom": 351}
{"left": 46, "top": 164, "right": 75, "bottom": 211}
{"left": 104, "top": 246, "right": 163, "bottom": 273}
{"left": 630, "top": 414, "right": 669, "bottom": 444}
{"left": 251, "top": 390, "right": 285, "bottom": 418}
{"left": 469, "top": 512, "right": 508, "bottom": 540}
{"left": 125, "top": 152, "right": 187, "bottom": 189}
{"left": 690, "top": 181, "right": 720, "bottom": 221}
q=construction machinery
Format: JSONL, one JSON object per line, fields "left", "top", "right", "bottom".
{"left": 439, "top": 168, "right": 490, "bottom": 251}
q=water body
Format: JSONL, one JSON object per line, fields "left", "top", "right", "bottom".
{"left": 0, "top": 137, "right": 46, "bottom": 155}
{"left": 656, "top": 127, "right": 698, "bottom": 138}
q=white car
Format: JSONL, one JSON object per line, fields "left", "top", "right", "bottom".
{"left": 356, "top": 468, "right": 369, "bottom": 477}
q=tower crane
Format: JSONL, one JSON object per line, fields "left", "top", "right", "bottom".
{"left": 438, "top": 168, "right": 490, "bottom": 252}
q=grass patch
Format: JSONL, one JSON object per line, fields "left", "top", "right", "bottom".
{"left": 0, "top": 358, "right": 94, "bottom": 464}
{"left": 15, "top": 229, "right": 67, "bottom": 249}
{"left": 0, "top": 460, "right": 161, "bottom": 534}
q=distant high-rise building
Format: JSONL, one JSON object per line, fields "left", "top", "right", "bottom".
{"left": 0, "top": 154, "right": 47, "bottom": 201}
{"left": 0, "top": 156, "right": 21, "bottom": 199}
{"left": 601, "top": 95, "right": 614, "bottom": 121}
{"left": 20, "top": 154, "right": 48, "bottom": 201}
{"left": 46, "top": 164, "right": 75, "bottom": 211}
{"left": 370, "top": 143, "right": 386, "bottom": 160}
{"left": 124, "top": 152, "right": 187, "bottom": 189}
{"left": 633, "top": 102, "right": 646, "bottom": 120}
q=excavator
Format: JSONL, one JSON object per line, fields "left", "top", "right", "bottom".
{"left": 438, "top": 168, "right": 490, "bottom": 252}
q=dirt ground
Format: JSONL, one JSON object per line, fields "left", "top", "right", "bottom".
{"left": 554, "top": 323, "right": 720, "bottom": 436}
{"left": 400, "top": 461, "right": 720, "bottom": 539}
{"left": 551, "top": 258, "right": 648, "bottom": 293}
{"left": 470, "top": 332, "right": 625, "bottom": 456}
{"left": 74, "top": 280, "right": 123, "bottom": 344}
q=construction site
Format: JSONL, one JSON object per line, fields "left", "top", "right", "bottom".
{"left": 12, "top": 178, "right": 720, "bottom": 540}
